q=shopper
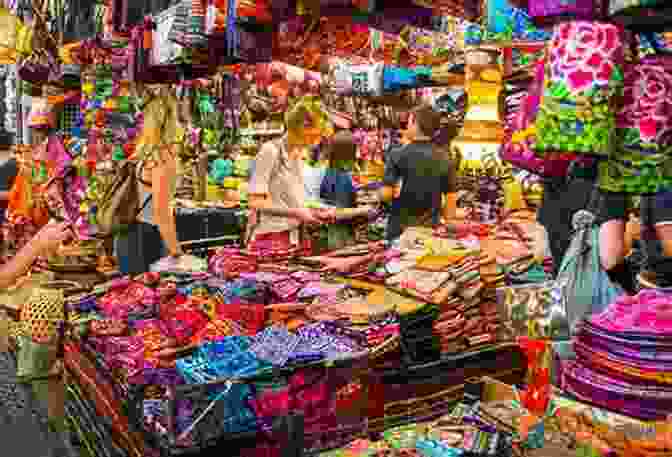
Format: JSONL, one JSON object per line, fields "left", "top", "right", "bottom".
{"left": 0, "top": 222, "right": 75, "bottom": 457}
{"left": 320, "top": 130, "right": 357, "bottom": 209}
{"left": 630, "top": 191, "right": 672, "bottom": 288}
{"left": 538, "top": 161, "right": 597, "bottom": 274}
{"left": 112, "top": 86, "right": 184, "bottom": 274}
{"left": 380, "top": 104, "right": 459, "bottom": 241}
{"left": 247, "top": 98, "right": 334, "bottom": 249}
{"left": 115, "top": 145, "right": 182, "bottom": 275}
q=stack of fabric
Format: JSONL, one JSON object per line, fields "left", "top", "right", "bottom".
{"left": 397, "top": 301, "right": 441, "bottom": 363}
{"left": 385, "top": 231, "right": 489, "bottom": 356}
{"left": 563, "top": 290, "right": 672, "bottom": 420}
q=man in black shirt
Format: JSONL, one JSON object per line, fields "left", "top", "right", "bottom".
{"left": 380, "top": 105, "right": 459, "bottom": 241}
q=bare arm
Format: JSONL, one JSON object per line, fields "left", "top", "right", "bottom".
{"left": 0, "top": 243, "right": 42, "bottom": 289}
{"left": 0, "top": 222, "right": 71, "bottom": 289}
{"left": 0, "top": 191, "right": 10, "bottom": 201}
{"left": 152, "top": 153, "right": 181, "bottom": 257}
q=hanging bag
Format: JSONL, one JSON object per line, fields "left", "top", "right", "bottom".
{"left": 96, "top": 160, "right": 148, "bottom": 236}
{"left": 556, "top": 209, "right": 623, "bottom": 332}
{"left": 500, "top": 60, "right": 580, "bottom": 177}
{"left": 532, "top": 21, "right": 625, "bottom": 158}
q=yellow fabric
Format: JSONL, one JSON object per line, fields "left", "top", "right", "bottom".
{"left": 0, "top": 8, "right": 29, "bottom": 63}
{"left": 503, "top": 179, "right": 526, "bottom": 212}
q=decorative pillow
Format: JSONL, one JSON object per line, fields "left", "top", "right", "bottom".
{"left": 533, "top": 21, "right": 625, "bottom": 157}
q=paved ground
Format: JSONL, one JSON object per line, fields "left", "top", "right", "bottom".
{"left": 0, "top": 352, "right": 79, "bottom": 457}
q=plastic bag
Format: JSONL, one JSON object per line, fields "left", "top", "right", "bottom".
{"left": 557, "top": 210, "right": 623, "bottom": 331}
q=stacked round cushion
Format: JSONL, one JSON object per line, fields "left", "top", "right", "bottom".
{"left": 563, "top": 289, "right": 672, "bottom": 420}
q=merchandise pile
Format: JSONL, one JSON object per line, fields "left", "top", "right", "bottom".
{"left": 563, "top": 289, "right": 672, "bottom": 421}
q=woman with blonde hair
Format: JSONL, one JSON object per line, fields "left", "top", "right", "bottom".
{"left": 247, "top": 97, "right": 335, "bottom": 250}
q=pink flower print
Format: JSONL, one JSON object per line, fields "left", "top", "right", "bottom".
{"left": 639, "top": 118, "right": 658, "bottom": 142}
{"left": 550, "top": 21, "right": 624, "bottom": 93}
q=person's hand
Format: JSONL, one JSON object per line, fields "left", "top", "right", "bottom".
{"left": 293, "top": 207, "right": 321, "bottom": 225}
{"left": 33, "top": 222, "right": 72, "bottom": 254}
{"left": 314, "top": 208, "right": 337, "bottom": 224}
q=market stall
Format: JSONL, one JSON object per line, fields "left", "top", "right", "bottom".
{"left": 2, "top": 0, "right": 672, "bottom": 457}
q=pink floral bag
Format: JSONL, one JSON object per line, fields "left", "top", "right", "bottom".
{"left": 499, "top": 59, "right": 580, "bottom": 177}
{"left": 618, "top": 55, "right": 672, "bottom": 150}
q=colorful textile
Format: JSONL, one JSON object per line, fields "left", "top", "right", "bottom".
{"left": 533, "top": 21, "right": 625, "bottom": 156}
{"left": 501, "top": 59, "right": 579, "bottom": 177}
{"left": 528, "top": 0, "right": 595, "bottom": 21}
{"left": 599, "top": 56, "right": 672, "bottom": 193}
{"left": 563, "top": 360, "right": 672, "bottom": 420}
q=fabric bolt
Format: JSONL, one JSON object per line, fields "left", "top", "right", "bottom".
{"left": 533, "top": 21, "right": 625, "bottom": 156}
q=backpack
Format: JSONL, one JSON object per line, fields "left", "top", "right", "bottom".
{"left": 97, "top": 160, "right": 149, "bottom": 236}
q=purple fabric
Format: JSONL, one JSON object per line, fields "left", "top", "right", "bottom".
{"left": 528, "top": 0, "right": 595, "bottom": 19}
{"left": 562, "top": 361, "right": 672, "bottom": 420}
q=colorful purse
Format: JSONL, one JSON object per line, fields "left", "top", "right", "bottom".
{"left": 533, "top": 21, "right": 625, "bottom": 157}
{"left": 599, "top": 55, "right": 672, "bottom": 194}
{"left": 500, "top": 60, "right": 579, "bottom": 177}
{"left": 496, "top": 281, "right": 571, "bottom": 341}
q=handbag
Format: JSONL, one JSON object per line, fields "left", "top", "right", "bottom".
{"left": 556, "top": 210, "right": 623, "bottom": 328}
{"left": 16, "top": 281, "right": 79, "bottom": 382}
{"left": 533, "top": 21, "right": 625, "bottom": 157}
{"left": 96, "top": 160, "right": 147, "bottom": 236}
{"left": 500, "top": 59, "right": 579, "bottom": 177}
{"left": 496, "top": 280, "right": 570, "bottom": 341}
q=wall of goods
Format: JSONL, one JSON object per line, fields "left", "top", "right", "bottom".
{"left": 1, "top": 1, "right": 672, "bottom": 457}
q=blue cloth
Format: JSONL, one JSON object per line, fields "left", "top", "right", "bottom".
{"left": 320, "top": 169, "right": 355, "bottom": 208}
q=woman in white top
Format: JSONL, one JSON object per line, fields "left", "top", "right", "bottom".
{"left": 247, "top": 97, "right": 335, "bottom": 249}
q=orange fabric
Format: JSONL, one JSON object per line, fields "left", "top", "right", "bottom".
{"left": 7, "top": 173, "right": 31, "bottom": 218}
